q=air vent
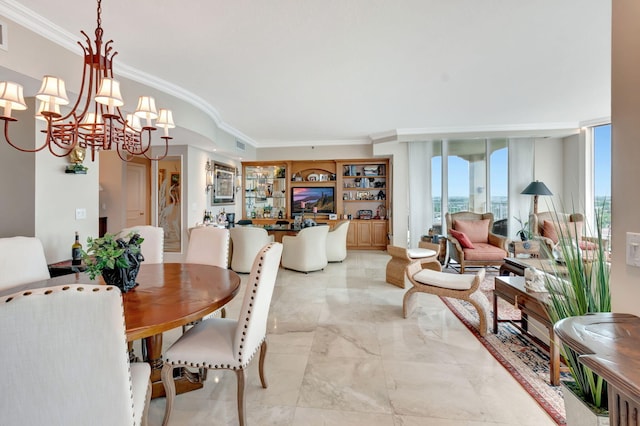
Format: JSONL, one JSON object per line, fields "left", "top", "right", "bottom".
{"left": 236, "top": 140, "right": 246, "bottom": 151}
{"left": 0, "top": 21, "right": 7, "bottom": 51}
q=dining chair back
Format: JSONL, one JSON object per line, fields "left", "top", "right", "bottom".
{"left": 0, "top": 236, "right": 50, "bottom": 290}
{"left": 118, "top": 225, "right": 165, "bottom": 264}
{"left": 185, "top": 227, "right": 230, "bottom": 268}
{"left": 0, "top": 284, "right": 151, "bottom": 426}
{"left": 161, "top": 242, "right": 283, "bottom": 426}
{"left": 230, "top": 226, "right": 274, "bottom": 273}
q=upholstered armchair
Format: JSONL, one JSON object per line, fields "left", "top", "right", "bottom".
{"left": 529, "top": 211, "right": 606, "bottom": 256}
{"left": 230, "top": 226, "right": 275, "bottom": 273}
{"left": 445, "top": 211, "right": 509, "bottom": 274}
{"left": 282, "top": 225, "right": 329, "bottom": 273}
{"left": 0, "top": 236, "right": 50, "bottom": 290}
{"left": 326, "top": 221, "right": 350, "bottom": 263}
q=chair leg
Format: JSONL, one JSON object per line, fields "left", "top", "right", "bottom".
{"left": 235, "top": 369, "right": 247, "bottom": 426}
{"left": 468, "top": 292, "right": 490, "bottom": 336}
{"left": 258, "top": 339, "right": 268, "bottom": 388}
{"left": 402, "top": 287, "right": 419, "bottom": 318}
{"left": 161, "top": 364, "right": 177, "bottom": 426}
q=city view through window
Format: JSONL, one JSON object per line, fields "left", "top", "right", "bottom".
{"left": 429, "top": 129, "right": 611, "bottom": 238}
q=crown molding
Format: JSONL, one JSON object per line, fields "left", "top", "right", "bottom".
{"left": 370, "top": 122, "right": 581, "bottom": 143}
{"left": 0, "top": 0, "right": 256, "bottom": 148}
{"left": 256, "top": 138, "right": 370, "bottom": 149}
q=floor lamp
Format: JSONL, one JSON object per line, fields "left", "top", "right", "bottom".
{"left": 521, "top": 181, "right": 553, "bottom": 215}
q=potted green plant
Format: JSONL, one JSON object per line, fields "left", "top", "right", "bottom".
{"left": 82, "top": 232, "right": 145, "bottom": 293}
{"left": 514, "top": 215, "right": 532, "bottom": 241}
{"left": 543, "top": 208, "right": 610, "bottom": 425}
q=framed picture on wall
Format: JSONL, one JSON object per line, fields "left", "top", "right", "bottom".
{"left": 212, "top": 162, "right": 236, "bottom": 205}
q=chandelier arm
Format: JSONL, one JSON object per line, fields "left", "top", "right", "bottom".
{"left": 115, "top": 141, "right": 137, "bottom": 162}
{"left": 141, "top": 137, "right": 170, "bottom": 161}
{"left": 1, "top": 119, "right": 49, "bottom": 153}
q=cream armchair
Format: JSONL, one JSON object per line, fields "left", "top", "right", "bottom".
{"left": 326, "top": 221, "right": 350, "bottom": 262}
{"left": 282, "top": 225, "right": 330, "bottom": 273}
{"left": 230, "top": 226, "right": 275, "bottom": 273}
{"left": 445, "top": 211, "right": 509, "bottom": 274}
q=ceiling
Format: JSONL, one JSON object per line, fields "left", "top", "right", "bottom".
{"left": 2, "top": 0, "right": 611, "bottom": 148}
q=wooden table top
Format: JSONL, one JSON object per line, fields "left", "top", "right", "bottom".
{"left": 554, "top": 313, "right": 640, "bottom": 401}
{"left": 0, "top": 263, "right": 241, "bottom": 342}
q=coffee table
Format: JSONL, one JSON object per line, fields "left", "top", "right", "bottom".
{"left": 499, "top": 256, "right": 567, "bottom": 277}
{"left": 493, "top": 275, "right": 561, "bottom": 385}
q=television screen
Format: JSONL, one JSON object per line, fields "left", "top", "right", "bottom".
{"left": 291, "top": 187, "right": 335, "bottom": 214}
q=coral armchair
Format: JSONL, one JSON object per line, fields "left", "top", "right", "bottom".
{"left": 445, "top": 211, "right": 509, "bottom": 274}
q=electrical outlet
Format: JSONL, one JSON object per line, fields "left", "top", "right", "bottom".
{"left": 75, "top": 208, "right": 87, "bottom": 220}
{"left": 626, "top": 232, "right": 640, "bottom": 267}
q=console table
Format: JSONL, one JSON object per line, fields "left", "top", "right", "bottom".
{"left": 554, "top": 313, "right": 640, "bottom": 426}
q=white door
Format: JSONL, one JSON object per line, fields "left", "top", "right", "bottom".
{"left": 126, "top": 163, "right": 148, "bottom": 227}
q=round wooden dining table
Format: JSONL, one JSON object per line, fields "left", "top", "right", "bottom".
{"left": 0, "top": 262, "right": 241, "bottom": 398}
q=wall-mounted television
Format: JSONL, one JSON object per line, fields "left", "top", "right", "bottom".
{"left": 291, "top": 187, "right": 335, "bottom": 215}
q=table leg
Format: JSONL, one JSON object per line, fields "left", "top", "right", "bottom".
{"left": 549, "top": 327, "right": 560, "bottom": 386}
{"left": 143, "top": 333, "right": 205, "bottom": 399}
{"left": 493, "top": 293, "right": 499, "bottom": 334}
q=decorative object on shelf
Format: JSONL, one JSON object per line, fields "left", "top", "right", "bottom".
{"left": 0, "top": 0, "right": 175, "bottom": 162}
{"left": 307, "top": 173, "right": 319, "bottom": 181}
{"left": 82, "top": 232, "right": 144, "bottom": 293}
{"left": 358, "top": 209, "right": 373, "bottom": 220}
{"left": 205, "top": 160, "right": 214, "bottom": 193}
{"left": 329, "top": 213, "right": 337, "bottom": 220}
{"left": 521, "top": 180, "right": 553, "bottom": 215}
{"left": 65, "top": 146, "right": 88, "bottom": 173}
{"left": 211, "top": 162, "right": 236, "bottom": 205}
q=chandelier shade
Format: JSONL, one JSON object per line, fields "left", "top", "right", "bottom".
{"left": 0, "top": 0, "right": 174, "bottom": 161}
{"left": 0, "top": 82, "right": 27, "bottom": 117}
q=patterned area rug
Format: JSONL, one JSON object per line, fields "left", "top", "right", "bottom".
{"left": 440, "top": 268, "right": 570, "bottom": 425}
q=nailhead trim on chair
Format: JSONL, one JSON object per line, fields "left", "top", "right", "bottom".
{"left": 166, "top": 245, "right": 275, "bottom": 371}
{"left": 2, "top": 284, "right": 139, "bottom": 424}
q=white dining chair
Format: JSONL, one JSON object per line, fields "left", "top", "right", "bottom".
{"left": 326, "top": 220, "right": 350, "bottom": 262}
{"left": 0, "top": 236, "right": 50, "bottom": 291}
{"left": 118, "top": 225, "right": 165, "bottom": 264}
{"left": 185, "top": 226, "right": 230, "bottom": 268}
{"left": 161, "top": 242, "right": 283, "bottom": 426}
{"left": 0, "top": 284, "right": 151, "bottom": 426}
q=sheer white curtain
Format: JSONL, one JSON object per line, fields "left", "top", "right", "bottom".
{"left": 508, "top": 138, "right": 534, "bottom": 238}
{"left": 408, "top": 141, "right": 434, "bottom": 248}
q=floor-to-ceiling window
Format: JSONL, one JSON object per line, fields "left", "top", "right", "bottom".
{"left": 431, "top": 139, "right": 508, "bottom": 232}
{"left": 593, "top": 124, "right": 611, "bottom": 238}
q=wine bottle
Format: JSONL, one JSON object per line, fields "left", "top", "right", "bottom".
{"left": 72, "top": 231, "right": 82, "bottom": 266}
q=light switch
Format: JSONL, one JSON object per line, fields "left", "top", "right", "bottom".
{"left": 75, "top": 208, "right": 87, "bottom": 220}
{"left": 626, "top": 232, "right": 640, "bottom": 267}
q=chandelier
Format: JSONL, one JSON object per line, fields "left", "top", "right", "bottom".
{"left": 0, "top": 0, "right": 174, "bottom": 161}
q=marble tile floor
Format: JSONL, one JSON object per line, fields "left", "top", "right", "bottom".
{"left": 148, "top": 250, "right": 556, "bottom": 426}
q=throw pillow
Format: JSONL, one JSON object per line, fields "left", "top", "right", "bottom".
{"left": 454, "top": 219, "right": 490, "bottom": 243}
{"left": 450, "top": 229, "right": 475, "bottom": 249}
{"left": 543, "top": 220, "right": 583, "bottom": 244}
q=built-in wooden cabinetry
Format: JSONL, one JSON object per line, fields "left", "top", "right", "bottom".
{"left": 241, "top": 158, "right": 391, "bottom": 250}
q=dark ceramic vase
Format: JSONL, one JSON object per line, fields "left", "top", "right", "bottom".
{"left": 101, "top": 263, "right": 141, "bottom": 293}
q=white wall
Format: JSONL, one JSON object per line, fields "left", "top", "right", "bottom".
{"left": 610, "top": 0, "right": 640, "bottom": 315}
{"left": 533, "top": 137, "right": 566, "bottom": 211}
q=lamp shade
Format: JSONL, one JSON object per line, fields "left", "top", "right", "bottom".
{"left": 134, "top": 96, "right": 158, "bottom": 120}
{"left": 95, "top": 78, "right": 124, "bottom": 108}
{"left": 521, "top": 181, "right": 553, "bottom": 196}
{"left": 36, "top": 76, "right": 69, "bottom": 105}
{"left": 0, "top": 81, "right": 28, "bottom": 117}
